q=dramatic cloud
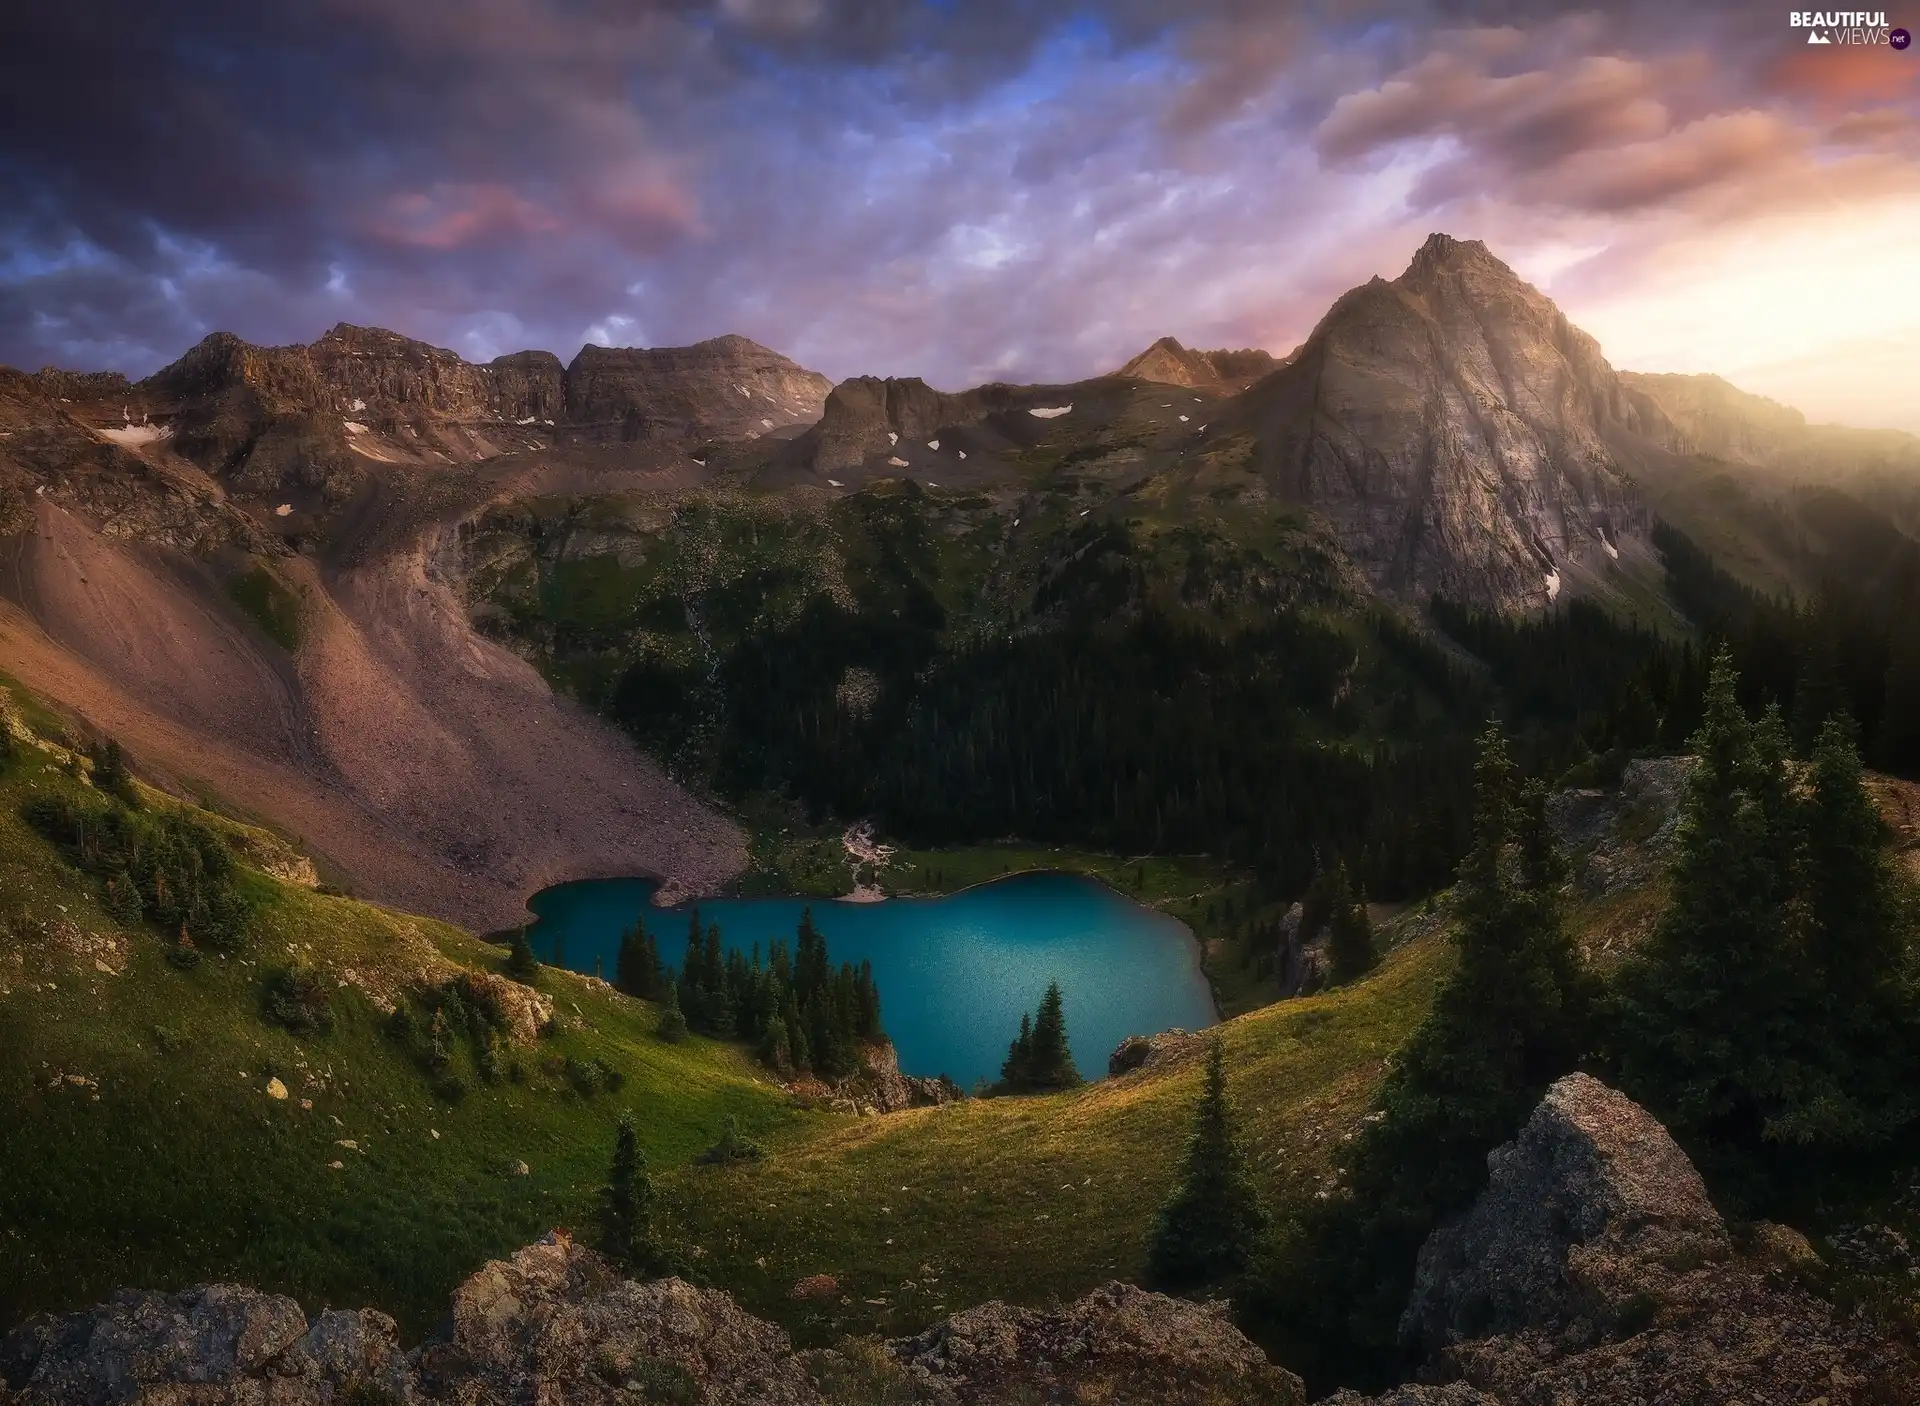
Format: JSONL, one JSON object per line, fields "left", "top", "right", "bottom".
{"left": 0, "top": 0, "right": 1916, "bottom": 428}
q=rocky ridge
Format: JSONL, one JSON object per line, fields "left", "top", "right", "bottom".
{"left": 1228, "top": 233, "right": 1673, "bottom": 612}
{"left": 1336, "top": 1073, "right": 1918, "bottom": 1405}
{"left": 0, "top": 1232, "right": 1305, "bottom": 1406}
{"left": 1113, "top": 336, "right": 1282, "bottom": 391}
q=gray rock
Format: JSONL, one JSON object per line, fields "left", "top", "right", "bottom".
{"left": 1399, "top": 1072, "right": 1728, "bottom": 1355}
{"left": 889, "top": 1281, "right": 1304, "bottom": 1406}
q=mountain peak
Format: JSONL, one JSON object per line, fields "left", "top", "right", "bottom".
{"left": 1114, "top": 337, "right": 1278, "bottom": 390}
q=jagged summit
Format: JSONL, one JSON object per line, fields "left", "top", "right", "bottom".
{"left": 1113, "top": 335, "right": 1280, "bottom": 390}
{"left": 1223, "top": 231, "right": 1679, "bottom": 613}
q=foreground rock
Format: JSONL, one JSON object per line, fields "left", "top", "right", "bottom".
{"left": 1337, "top": 1073, "right": 1919, "bottom": 1405}
{"left": 3, "top": 1233, "right": 1301, "bottom": 1406}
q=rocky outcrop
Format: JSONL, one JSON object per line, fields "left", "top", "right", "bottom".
{"left": 1546, "top": 755, "right": 1694, "bottom": 902}
{"left": 564, "top": 336, "right": 831, "bottom": 443}
{"left": 3, "top": 1235, "right": 1304, "bottom": 1406}
{"left": 830, "top": 1041, "right": 960, "bottom": 1114}
{"left": 1108, "top": 1028, "right": 1206, "bottom": 1078}
{"left": 0, "top": 1284, "right": 407, "bottom": 1406}
{"left": 888, "top": 1282, "right": 1305, "bottom": 1406}
{"left": 1114, "top": 336, "right": 1282, "bottom": 392}
{"left": 1273, "top": 902, "right": 1330, "bottom": 998}
{"left": 1400, "top": 1072, "right": 1730, "bottom": 1355}
{"left": 1343, "top": 1074, "right": 1920, "bottom": 1406}
{"left": 1227, "top": 233, "right": 1668, "bottom": 613}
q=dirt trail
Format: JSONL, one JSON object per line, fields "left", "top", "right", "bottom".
{"left": 0, "top": 483, "right": 744, "bottom": 931}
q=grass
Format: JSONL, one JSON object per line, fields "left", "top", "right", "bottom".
{"left": 225, "top": 562, "right": 305, "bottom": 652}
{"left": 0, "top": 695, "right": 1451, "bottom": 1347}
{"left": 666, "top": 929, "right": 1452, "bottom": 1344}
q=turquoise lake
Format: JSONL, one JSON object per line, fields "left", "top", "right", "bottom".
{"left": 525, "top": 873, "right": 1216, "bottom": 1088}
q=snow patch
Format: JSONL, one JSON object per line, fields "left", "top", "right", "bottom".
{"left": 1601, "top": 536, "right": 1619, "bottom": 561}
{"left": 515, "top": 416, "right": 537, "bottom": 425}
{"left": 827, "top": 478, "right": 844, "bottom": 487}
{"left": 1028, "top": 405, "right": 1071, "bottom": 419}
{"left": 96, "top": 424, "right": 169, "bottom": 448}
{"left": 1178, "top": 415, "right": 1189, "bottom": 422}
{"left": 691, "top": 458, "right": 706, "bottom": 467}
{"left": 761, "top": 418, "right": 774, "bottom": 428}
{"left": 350, "top": 398, "right": 367, "bottom": 412}
{"left": 1012, "top": 518, "right": 1021, "bottom": 527}
{"left": 888, "top": 456, "right": 909, "bottom": 467}
{"left": 1544, "top": 569, "right": 1562, "bottom": 601}
{"left": 957, "top": 450, "right": 967, "bottom": 459}
{"left": 926, "top": 480, "right": 938, "bottom": 487}
{"left": 343, "top": 421, "right": 369, "bottom": 434}
{"left": 887, "top": 432, "right": 898, "bottom": 445}
{"left": 927, "top": 440, "right": 939, "bottom": 450}
{"left": 274, "top": 504, "right": 293, "bottom": 517}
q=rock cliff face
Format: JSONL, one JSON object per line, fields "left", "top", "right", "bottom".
{"left": 1333, "top": 1073, "right": 1919, "bottom": 1405}
{"left": 565, "top": 335, "right": 832, "bottom": 444}
{"left": 800, "top": 376, "right": 1023, "bottom": 477}
{"left": 1, "top": 1233, "right": 1304, "bottom": 1406}
{"left": 1622, "top": 369, "right": 1920, "bottom": 479}
{"left": 1228, "top": 234, "right": 1670, "bottom": 612}
{"left": 1114, "top": 336, "right": 1282, "bottom": 391}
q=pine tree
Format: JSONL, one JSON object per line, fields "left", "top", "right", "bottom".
{"left": 504, "top": 926, "right": 539, "bottom": 983}
{"left": 759, "top": 1014, "right": 793, "bottom": 1073}
{"left": 1147, "top": 1038, "right": 1267, "bottom": 1294}
{"left": 616, "top": 917, "right": 664, "bottom": 1000}
{"left": 1325, "top": 860, "right": 1376, "bottom": 984}
{"left": 1609, "top": 651, "right": 1813, "bottom": 1189}
{"left": 1000, "top": 1011, "right": 1033, "bottom": 1089}
{"left": 1025, "top": 980, "right": 1081, "bottom": 1089}
{"left": 1251, "top": 722, "right": 1587, "bottom": 1386}
{"left": 656, "top": 980, "right": 688, "bottom": 1043}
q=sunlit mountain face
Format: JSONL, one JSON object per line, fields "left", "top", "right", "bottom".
{"left": 2, "top": 1, "right": 1916, "bottom": 431}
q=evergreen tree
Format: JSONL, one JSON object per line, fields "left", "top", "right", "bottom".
{"left": 1026, "top": 980, "right": 1081, "bottom": 1088}
{"left": 1608, "top": 650, "right": 1816, "bottom": 1190}
{"left": 1147, "top": 1038, "right": 1267, "bottom": 1294}
{"left": 616, "top": 917, "right": 664, "bottom": 1000}
{"left": 504, "top": 927, "right": 539, "bottom": 983}
{"left": 759, "top": 1014, "right": 793, "bottom": 1073}
{"left": 656, "top": 980, "right": 688, "bottom": 1043}
{"left": 1324, "top": 860, "right": 1377, "bottom": 984}
{"left": 1000, "top": 1012, "right": 1033, "bottom": 1090}
{"left": 1251, "top": 722, "right": 1586, "bottom": 1388}
{"left": 601, "top": 1113, "right": 650, "bottom": 1271}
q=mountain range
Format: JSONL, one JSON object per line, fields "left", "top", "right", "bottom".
{"left": 2, "top": 232, "right": 1917, "bottom": 928}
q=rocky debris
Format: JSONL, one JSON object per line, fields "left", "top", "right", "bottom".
{"left": 1346, "top": 1074, "right": 1920, "bottom": 1405}
{"left": 1547, "top": 755, "right": 1694, "bottom": 901}
{"left": 889, "top": 1281, "right": 1305, "bottom": 1406}
{"left": 564, "top": 336, "right": 831, "bottom": 443}
{"left": 456, "top": 970, "right": 555, "bottom": 1046}
{"left": 413, "top": 1233, "right": 817, "bottom": 1406}
{"left": 0, "top": 1284, "right": 405, "bottom": 1406}
{"left": 829, "top": 1041, "right": 960, "bottom": 1115}
{"left": 1107, "top": 1028, "right": 1206, "bottom": 1078}
{"left": 1113, "top": 336, "right": 1282, "bottom": 392}
{"left": 4, "top": 1236, "right": 1308, "bottom": 1406}
{"left": 1228, "top": 233, "right": 1662, "bottom": 614}
{"left": 1401, "top": 1072, "right": 1729, "bottom": 1355}
{"left": 788, "top": 1276, "right": 840, "bottom": 1302}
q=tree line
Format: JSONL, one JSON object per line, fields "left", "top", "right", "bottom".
{"left": 1150, "top": 651, "right": 1920, "bottom": 1393}
{"left": 609, "top": 906, "right": 882, "bottom": 1081}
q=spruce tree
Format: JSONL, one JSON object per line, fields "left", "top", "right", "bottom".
{"left": 1609, "top": 651, "right": 1814, "bottom": 1189}
{"left": 1251, "top": 722, "right": 1586, "bottom": 1386}
{"left": 504, "top": 926, "right": 539, "bottom": 983}
{"left": 656, "top": 980, "right": 688, "bottom": 1043}
{"left": 1000, "top": 1011, "right": 1033, "bottom": 1090}
{"left": 1147, "top": 1038, "right": 1267, "bottom": 1294}
{"left": 1025, "top": 981, "right": 1081, "bottom": 1089}
{"left": 617, "top": 917, "right": 663, "bottom": 1000}
{"left": 1325, "top": 860, "right": 1377, "bottom": 984}
{"left": 759, "top": 1014, "right": 793, "bottom": 1073}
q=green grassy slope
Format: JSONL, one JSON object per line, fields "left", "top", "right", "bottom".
{"left": 0, "top": 732, "right": 800, "bottom": 1332}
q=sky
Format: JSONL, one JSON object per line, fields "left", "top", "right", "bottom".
{"left": 1, "top": 1, "right": 1917, "bottom": 431}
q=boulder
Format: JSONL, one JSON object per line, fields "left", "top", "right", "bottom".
{"left": 1400, "top": 1072, "right": 1729, "bottom": 1355}
{"left": 1343, "top": 1074, "right": 1920, "bottom": 1405}
{"left": 889, "top": 1281, "right": 1305, "bottom": 1406}
{"left": 1106, "top": 1028, "right": 1204, "bottom": 1078}
{"left": 830, "top": 1041, "right": 959, "bottom": 1115}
